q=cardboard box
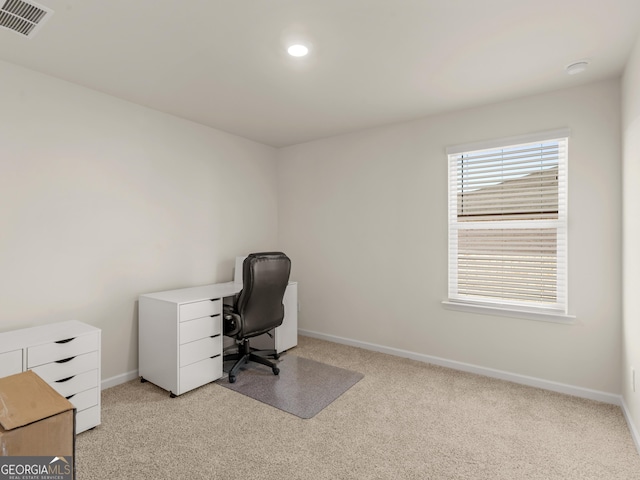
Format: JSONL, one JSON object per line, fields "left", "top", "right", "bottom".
{"left": 0, "top": 370, "right": 75, "bottom": 458}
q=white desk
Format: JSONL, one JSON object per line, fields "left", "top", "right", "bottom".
{"left": 138, "top": 281, "right": 297, "bottom": 397}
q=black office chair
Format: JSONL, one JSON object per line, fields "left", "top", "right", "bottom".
{"left": 223, "top": 252, "right": 291, "bottom": 383}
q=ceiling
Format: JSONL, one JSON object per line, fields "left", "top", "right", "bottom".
{"left": 1, "top": 0, "right": 640, "bottom": 147}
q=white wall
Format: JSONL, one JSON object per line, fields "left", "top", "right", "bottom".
{"left": 0, "top": 55, "right": 626, "bottom": 399}
{"left": 0, "top": 60, "right": 279, "bottom": 381}
{"left": 622, "top": 32, "right": 640, "bottom": 439}
{"left": 278, "top": 79, "right": 622, "bottom": 394}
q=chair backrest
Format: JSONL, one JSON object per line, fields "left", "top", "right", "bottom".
{"left": 235, "top": 252, "right": 291, "bottom": 339}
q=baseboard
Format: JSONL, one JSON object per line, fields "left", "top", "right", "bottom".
{"left": 100, "top": 335, "right": 621, "bottom": 404}
{"left": 621, "top": 398, "right": 640, "bottom": 453}
{"left": 101, "top": 369, "right": 139, "bottom": 390}
{"left": 99, "top": 334, "right": 639, "bottom": 456}
{"left": 310, "top": 327, "right": 640, "bottom": 456}
{"left": 299, "top": 329, "right": 621, "bottom": 405}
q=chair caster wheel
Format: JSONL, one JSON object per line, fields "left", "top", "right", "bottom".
{"left": 140, "top": 377, "right": 147, "bottom": 383}
{"left": 273, "top": 353, "right": 280, "bottom": 360}
{"left": 229, "top": 375, "right": 236, "bottom": 384}
{"left": 272, "top": 367, "right": 280, "bottom": 376}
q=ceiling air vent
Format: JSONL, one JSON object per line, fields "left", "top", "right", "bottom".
{"left": 0, "top": 0, "right": 53, "bottom": 38}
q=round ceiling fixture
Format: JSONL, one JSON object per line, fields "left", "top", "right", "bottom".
{"left": 566, "top": 61, "right": 589, "bottom": 75}
{"left": 287, "top": 44, "right": 309, "bottom": 57}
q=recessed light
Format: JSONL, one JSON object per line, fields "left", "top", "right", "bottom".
{"left": 287, "top": 44, "right": 309, "bottom": 57}
{"left": 566, "top": 61, "right": 589, "bottom": 75}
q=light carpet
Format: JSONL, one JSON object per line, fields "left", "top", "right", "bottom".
{"left": 75, "top": 336, "right": 640, "bottom": 479}
{"left": 216, "top": 354, "right": 364, "bottom": 418}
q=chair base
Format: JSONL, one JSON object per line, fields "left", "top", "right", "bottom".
{"left": 224, "top": 339, "right": 280, "bottom": 383}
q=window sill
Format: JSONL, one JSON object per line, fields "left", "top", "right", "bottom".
{"left": 441, "top": 300, "right": 576, "bottom": 324}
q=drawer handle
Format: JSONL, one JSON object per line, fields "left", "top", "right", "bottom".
{"left": 56, "top": 376, "right": 75, "bottom": 383}
{"left": 65, "top": 394, "right": 75, "bottom": 400}
{"left": 55, "top": 337, "right": 75, "bottom": 344}
{"left": 56, "top": 356, "right": 76, "bottom": 364}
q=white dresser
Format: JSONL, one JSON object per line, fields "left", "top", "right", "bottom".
{"left": 0, "top": 320, "right": 101, "bottom": 434}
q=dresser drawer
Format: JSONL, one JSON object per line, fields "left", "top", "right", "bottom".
{"left": 66, "top": 387, "right": 99, "bottom": 412}
{"left": 179, "top": 356, "right": 222, "bottom": 394}
{"left": 179, "top": 299, "right": 221, "bottom": 322}
{"left": 27, "top": 333, "right": 99, "bottom": 368}
{"left": 179, "top": 335, "right": 222, "bottom": 367}
{"left": 49, "top": 369, "right": 99, "bottom": 398}
{"left": 180, "top": 315, "right": 222, "bottom": 345}
{"left": 0, "top": 350, "right": 22, "bottom": 378}
{"left": 76, "top": 405, "right": 100, "bottom": 434}
{"left": 31, "top": 351, "right": 99, "bottom": 383}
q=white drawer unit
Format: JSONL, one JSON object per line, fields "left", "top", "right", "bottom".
{"left": 31, "top": 351, "right": 99, "bottom": 384}
{"left": 0, "top": 349, "right": 22, "bottom": 378}
{"left": 180, "top": 299, "right": 221, "bottom": 322}
{"left": 27, "top": 333, "right": 98, "bottom": 368}
{"left": 179, "top": 335, "right": 223, "bottom": 367}
{"left": 77, "top": 405, "right": 100, "bottom": 434}
{"left": 180, "top": 356, "right": 223, "bottom": 394}
{"left": 0, "top": 320, "right": 101, "bottom": 434}
{"left": 67, "top": 386, "right": 99, "bottom": 412}
{"left": 48, "top": 369, "right": 99, "bottom": 399}
{"left": 180, "top": 315, "right": 222, "bottom": 344}
{"left": 139, "top": 283, "right": 237, "bottom": 397}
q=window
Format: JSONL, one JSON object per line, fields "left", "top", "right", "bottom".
{"left": 446, "top": 129, "right": 569, "bottom": 318}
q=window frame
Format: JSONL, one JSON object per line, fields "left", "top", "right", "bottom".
{"left": 443, "top": 129, "right": 574, "bottom": 323}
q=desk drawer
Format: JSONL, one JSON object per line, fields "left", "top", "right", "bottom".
{"left": 27, "top": 333, "right": 99, "bottom": 368}
{"left": 180, "top": 315, "right": 222, "bottom": 345}
{"left": 66, "top": 387, "right": 99, "bottom": 412}
{"left": 0, "top": 350, "right": 22, "bottom": 378}
{"left": 77, "top": 405, "right": 100, "bottom": 434}
{"left": 49, "top": 369, "right": 99, "bottom": 399}
{"left": 179, "top": 299, "right": 221, "bottom": 322}
{"left": 31, "top": 351, "right": 99, "bottom": 383}
{"left": 179, "top": 356, "right": 222, "bottom": 394}
{"left": 179, "top": 335, "right": 222, "bottom": 367}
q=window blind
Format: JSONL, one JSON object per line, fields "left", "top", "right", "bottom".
{"left": 448, "top": 134, "right": 568, "bottom": 313}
